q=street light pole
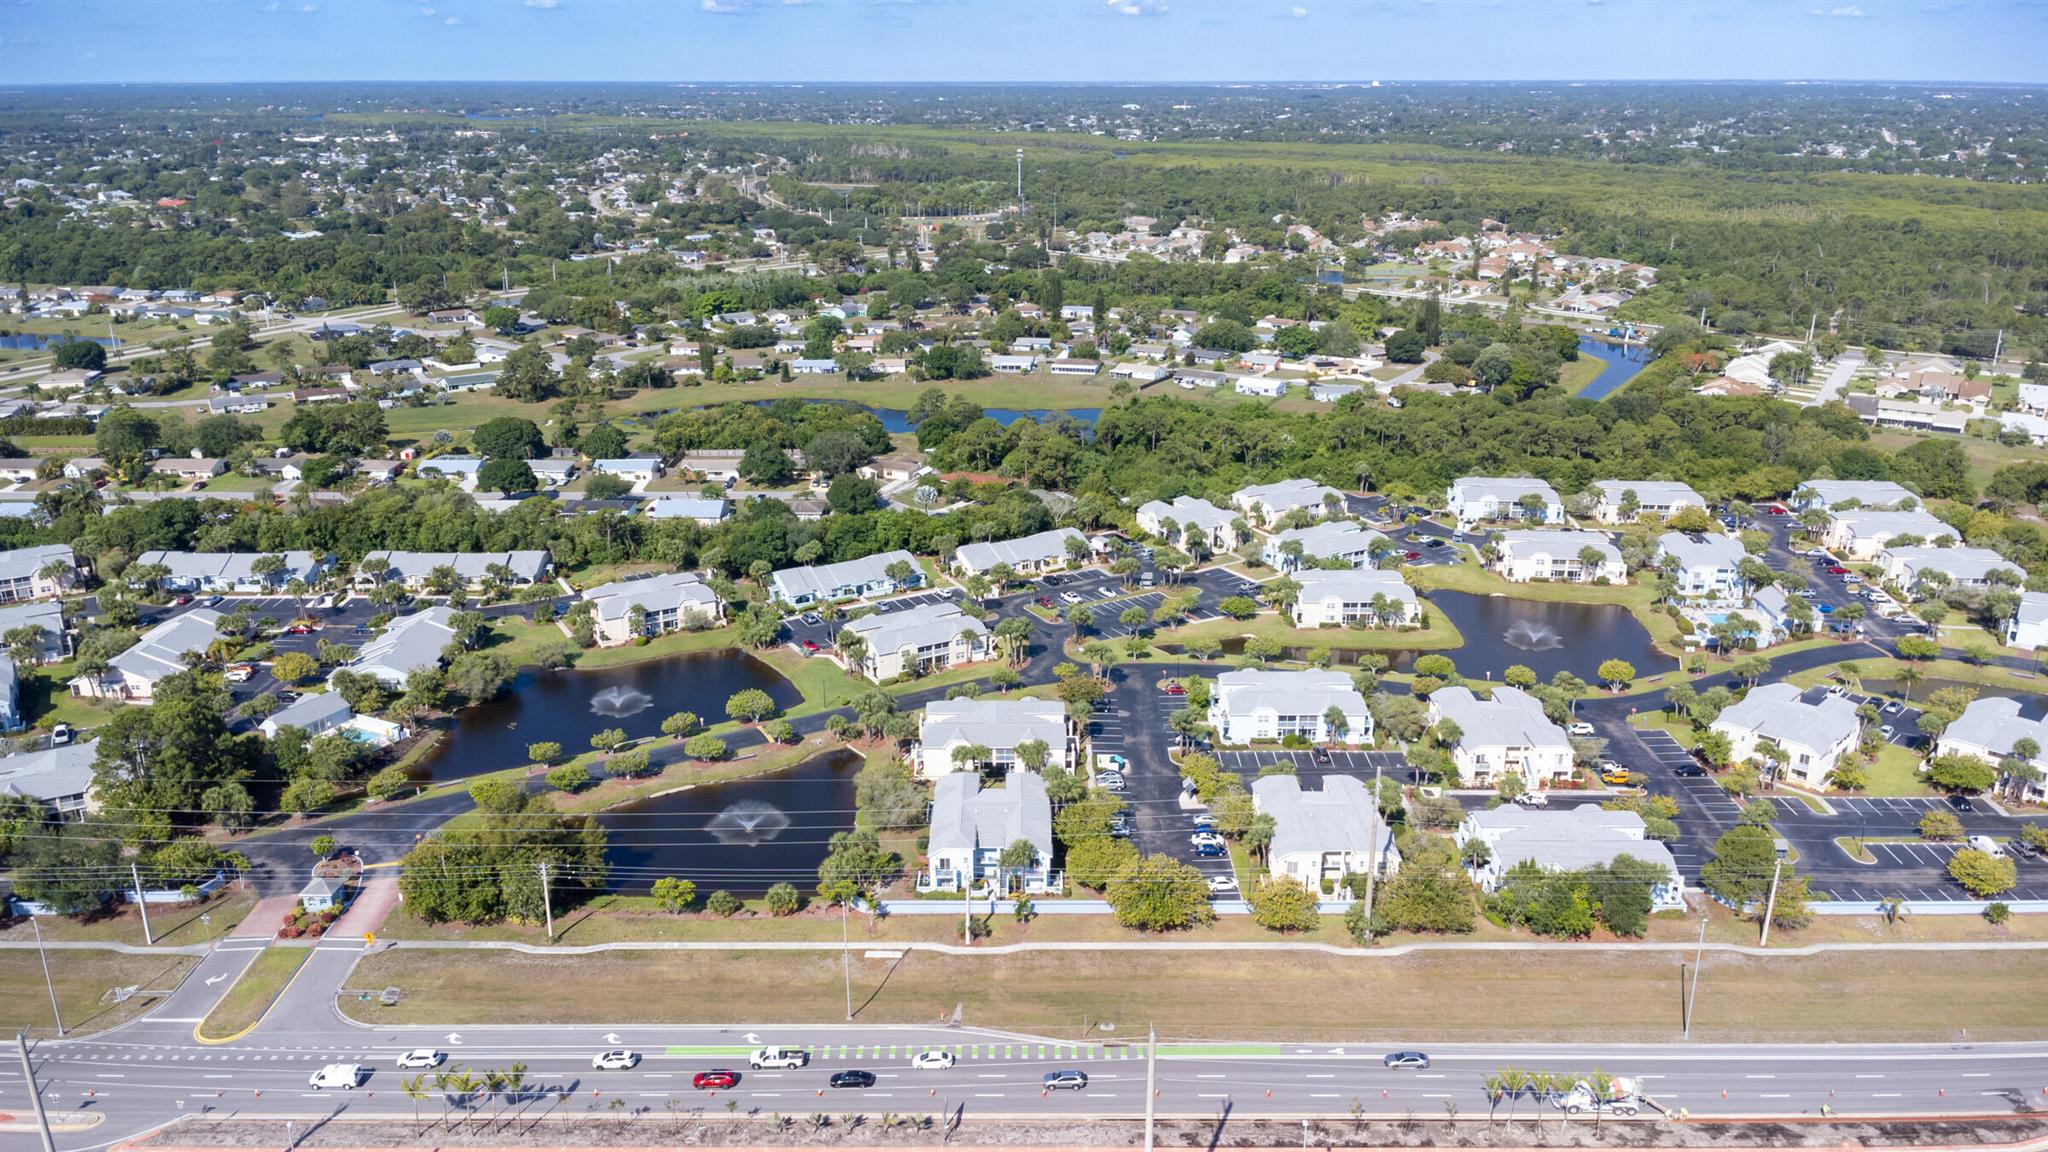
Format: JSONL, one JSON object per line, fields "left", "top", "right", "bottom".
{"left": 31, "top": 918, "right": 62, "bottom": 1037}
{"left": 841, "top": 900, "right": 852, "bottom": 1021}
{"left": 17, "top": 1033, "right": 56, "bottom": 1152}
{"left": 1683, "top": 914, "right": 1706, "bottom": 1039}
{"left": 1143, "top": 1025, "right": 1157, "bottom": 1152}
{"left": 1359, "top": 759, "right": 1384, "bottom": 945}
{"left": 1758, "top": 859, "right": 1784, "bottom": 948}
{"left": 132, "top": 864, "right": 154, "bottom": 946}
{"left": 538, "top": 862, "right": 554, "bottom": 943}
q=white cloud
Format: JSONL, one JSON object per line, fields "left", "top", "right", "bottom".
{"left": 1107, "top": 0, "right": 1168, "bottom": 14}
{"left": 444, "top": 14, "right": 460, "bottom": 23}
{"left": 261, "top": 1, "right": 280, "bottom": 10}
{"left": 299, "top": 2, "right": 316, "bottom": 11}
{"left": 1290, "top": 3, "right": 1307, "bottom": 14}
{"left": 420, "top": 5, "right": 436, "bottom": 13}
{"left": 701, "top": 0, "right": 741, "bottom": 11}
{"left": 525, "top": 0, "right": 560, "bottom": 7}
{"left": 1813, "top": 4, "right": 1864, "bottom": 14}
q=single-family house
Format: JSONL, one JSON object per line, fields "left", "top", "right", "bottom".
{"left": 528, "top": 458, "right": 578, "bottom": 487}
{"left": 1048, "top": 358, "right": 1099, "bottom": 377}
{"left": 1263, "top": 521, "right": 1386, "bottom": 572}
{"left": 416, "top": 455, "right": 485, "bottom": 489}
{"left": 789, "top": 358, "right": 838, "bottom": 376}
{"left": 676, "top": 449, "right": 748, "bottom": 483}
{"left": 1234, "top": 377, "right": 1288, "bottom": 398}
{"left": 0, "top": 460, "right": 41, "bottom": 485}
{"left": 1489, "top": 531, "right": 1626, "bottom": 584}
{"left": 843, "top": 601, "right": 987, "bottom": 681}
{"left": 915, "top": 697, "right": 1074, "bottom": 781}
{"left": 857, "top": 453, "right": 930, "bottom": 486}
{"left": 1655, "top": 532, "right": 1749, "bottom": 597}
{"left": 1446, "top": 477, "right": 1564, "bottom": 528}
{"left": 1134, "top": 496, "right": 1240, "bottom": 553}
{"left": 1253, "top": 775, "right": 1400, "bottom": 888}
{"left": 1291, "top": 569, "right": 1420, "bottom": 628}
{"left": 593, "top": 457, "right": 664, "bottom": 485}
{"left": 923, "top": 771, "right": 1055, "bottom": 894}
{"left": 1231, "top": 478, "right": 1345, "bottom": 525}
{"left": 1933, "top": 697, "right": 2048, "bottom": 805}
{"left": 151, "top": 457, "right": 226, "bottom": 484}
{"left": 1208, "top": 670, "right": 1371, "bottom": 746}
{"left": 954, "top": 528, "right": 1089, "bottom": 577}
{"left": 1457, "top": 807, "right": 1684, "bottom": 910}
{"left": 1427, "top": 686, "right": 1574, "bottom": 789}
{"left": 769, "top": 549, "right": 921, "bottom": 607}
{"left": 0, "top": 544, "right": 75, "bottom": 603}
{"left": 584, "top": 572, "right": 723, "bottom": 646}
{"left": 1591, "top": 480, "right": 1706, "bottom": 525}
{"left": 72, "top": 610, "right": 222, "bottom": 702}
{"left": 644, "top": 496, "right": 730, "bottom": 524}
{"left": 990, "top": 354, "right": 1038, "bottom": 375}
{"left": 1709, "top": 683, "right": 1860, "bottom": 787}
{"left": 0, "top": 600, "right": 68, "bottom": 662}
{"left": 257, "top": 691, "right": 409, "bottom": 748}
{"left": 339, "top": 606, "right": 458, "bottom": 687}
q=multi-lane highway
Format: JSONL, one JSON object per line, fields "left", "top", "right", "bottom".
{"left": 8, "top": 932, "right": 2045, "bottom": 1151}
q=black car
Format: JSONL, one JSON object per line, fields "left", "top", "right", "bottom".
{"left": 829, "top": 1070, "right": 877, "bottom": 1089}
{"left": 1043, "top": 574, "right": 1063, "bottom": 586}
{"left": 1948, "top": 794, "right": 1975, "bottom": 812}
{"left": 1312, "top": 748, "right": 1332, "bottom": 765}
{"left": 1674, "top": 762, "right": 1707, "bottom": 778}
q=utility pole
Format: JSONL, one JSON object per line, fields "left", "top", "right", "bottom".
{"left": 30, "top": 919, "right": 61, "bottom": 1036}
{"left": 1143, "top": 1025, "right": 1157, "bottom": 1152}
{"left": 538, "top": 861, "right": 554, "bottom": 943}
{"left": 962, "top": 880, "right": 971, "bottom": 947}
{"left": 1358, "top": 759, "right": 1384, "bottom": 945}
{"left": 841, "top": 900, "right": 853, "bottom": 1021}
{"left": 1683, "top": 913, "right": 1706, "bottom": 1039}
{"left": 1758, "top": 858, "right": 1784, "bottom": 947}
{"left": 17, "top": 1034, "right": 56, "bottom": 1152}
{"left": 132, "top": 864, "right": 154, "bottom": 946}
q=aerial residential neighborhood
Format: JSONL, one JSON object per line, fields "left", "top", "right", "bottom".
{"left": 0, "top": 7, "right": 2043, "bottom": 1150}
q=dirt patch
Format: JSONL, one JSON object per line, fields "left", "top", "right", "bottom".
{"left": 134, "top": 1115, "right": 2048, "bottom": 1148}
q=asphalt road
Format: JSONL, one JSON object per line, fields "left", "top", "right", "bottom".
{"left": 8, "top": 934, "right": 2045, "bottom": 1151}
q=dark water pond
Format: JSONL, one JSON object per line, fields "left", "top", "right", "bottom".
{"left": 638, "top": 399, "right": 1103, "bottom": 435}
{"left": 411, "top": 649, "right": 799, "bottom": 783}
{"left": 1573, "top": 337, "right": 1652, "bottom": 401}
{"left": 597, "top": 748, "right": 861, "bottom": 897}
{"left": 1209, "top": 590, "right": 1676, "bottom": 684}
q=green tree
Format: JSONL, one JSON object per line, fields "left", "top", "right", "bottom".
{"left": 764, "top": 883, "right": 802, "bottom": 916}
{"left": 683, "top": 734, "right": 729, "bottom": 761}
{"left": 1596, "top": 659, "right": 1636, "bottom": 692}
{"left": 1698, "top": 824, "right": 1776, "bottom": 909}
{"left": 269, "top": 650, "right": 320, "bottom": 685}
{"left": 726, "top": 688, "right": 778, "bottom": 724}
{"left": 1926, "top": 754, "right": 1997, "bottom": 795}
{"left": 1245, "top": 876, "right": 1321, "bottom": 933}
{"left": 706, "top": 890, "right": 742, "bottom": 917}
{"left": 1947, "top": 848, "right": 2017, "bottom": 897}
{"left": 527, "top": 741, "right": 563, "bottom": 767}
{"left": 1104, "top": 853, "right": 1214, "bottom": 931}
{"left": 476, "top": 458, "right": 537, "bottom": 496}
{"left": 545, "top": 764, "right": 588, "bottom": 793}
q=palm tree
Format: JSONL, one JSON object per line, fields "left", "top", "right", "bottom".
{"left": 1894, "top": 664, "right": 1923, "bottom": 702}
{"left": 1501, "top": 1066, "right": 1530, "bottom": 1126}
{"left": 402, "top": 1072, "right": 431, "bottom": 1132}
{"left": 1245, "top": 812, "right": 1276, "bottom": 865}
{"left": 1322, "top": 705, "right": 1349, "bottom": 745}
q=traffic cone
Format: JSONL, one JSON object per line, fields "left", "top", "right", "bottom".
{"left": 1938, "top": 1088, "right": 1945, "bottom": 1097}
{"left": 1720, "top": 1089, "right": 1726, "bottom": 1099}
{"left": 1266, "top": 1089, "right": 1272, "bottom": 1099}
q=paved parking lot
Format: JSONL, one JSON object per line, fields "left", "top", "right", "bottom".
{"left": 1864, "top": 840, "right": 1960, "bottom": 867}
{"left": 1216, "top": 747, "right": 1410, "bottom": 782}
{"left": 1628, "top": 728, "right": 1744, "bottom": 822}
{"left": 1828, "top": 795, "right": 1959, "bottom": 819}
{"left": 1085, "top": 590, "right": 1226, "bottom": 638}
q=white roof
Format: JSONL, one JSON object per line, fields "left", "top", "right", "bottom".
{"left": 921, "top": 697, "right": 1066, "bottom": 752}
{"left": 845, "top": 601, "right": 984, "bottom": 656}
{"left": 1215, "top": 669, "right": 1365, "bottom": 720}
{"left": 1591, "top": 479, "right": 1703, "bottom": 508}
{"left": 1295, "top": 568, "right": 1415, "bottom": 606}
{"left": 1430, "top": 685, "right": 1569, "bottom": 752}
{"left": 0, "top": 544, "right": 72, "bottom": 584}
{"left": 1827, "top": 508, "right": 1952, "bottom": 542}
{"left": 1714, "top": 683, "right": 1859, "bottom": 755}
{"left": 584, "top": 571, "right": 719, "bottom": 623}
{"left": 1797, "top": 479, "right": 1913, "bottom": 509}
{"left": 1137, "top": 496, "right": 1234, "bottom": 533}
{"left": 1940, "top": 697, "right": 2048, "bottom": 765}
{"left": 1269, "top": 521, "right": 1385, "bottom": 561}
{"left": 1494, "top": 530, "right": 1619, "bottom": 564}
{"left": 1254, "top": 774, "right": 1390, "bottom": 863}
{"left": 1882, "top": 545, "right": 2015, "bottom": 584}
{"left": 929, "top": 771, "right": 1052, "bottom": 861}
{"left": 1451, "top": 476, "right": 1560, "bottom": 504}
{"left": 770, "top": 549, "right": 916, "bottom": 602}
{"left": 1656, "top": 532, "right": 1747, "bottom": 570}
{"left": 956, "top": 529, "right": 1087, "bottom": 572}
{"left": 1233, "top": 478, "right": 1344, "bottom": 516}
{"left": 112, "top": 609, "right": 223, "bottom": 686}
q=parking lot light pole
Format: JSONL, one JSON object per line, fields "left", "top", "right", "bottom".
{"left": 31, "top": 919, "right": 62, "bottom": 1037}
{"left": 1683, "top": 914, "right": 1706, "bottom": 1039}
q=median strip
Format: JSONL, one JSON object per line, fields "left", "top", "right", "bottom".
{"left": 195, "top": 947, "right": 310, "bottom": 1045}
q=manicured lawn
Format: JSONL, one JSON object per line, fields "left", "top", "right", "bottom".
{"left": 193, "top": 474, "right": 275, "bottom": 494}
{"left": 755, "top": 645, "right": 863, "bottom": 712}
{"left": 1786, "top": 656, "right": 2044, "bottom": 696}
{"left": 1857, "top": 743, "right": 1933, "bottom": 797}
{"left": 1154, "top": 605, "right": 1462, "bottom": 653}
{"left": 0, "top": 950, "right": 198, "bottom": 1040}
{"left": 345, "top": 945, "right": 2048, "bottom": 1042}
{"left": 0, "top": 891, "right": 257, "bottom": 949}
{"left": 199, "top": 946, "right": 309, "bottom": 1041}
{"left": 1558, "top": 355, "right": 1608, "bottom": 394}
{"left": 549, "top": 736, "right": 853, "bottom": 815}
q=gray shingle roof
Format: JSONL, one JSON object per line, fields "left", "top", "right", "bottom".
{"left": 584, "top": 572, "right": 719, "bottom": 623}
{"left": 928, "top": 771, "right": 1052, "bottom": 862}
{"left": 0, "top": 739, "right": 98, "bottom": 805}
{"left": 0, "top": 544, "right": 72, "bottom": 584}
{"left": 1430, "top": 686, "right": 1570, "bottom": 752}
{"left": 1253, "top": 774, "right": 1390, "bottom": 864}
{"left": 920, "top": 698, "right": 1066, "bottom": 753}
{"left": 1656, "top": 532, "right": 1746, "bottom": 570}
{"left": 1714, "top": 682, "right": 1860, "bottom": 756}
{"left": 112, "top": 609, "right": 223, "bottom": 686}
{"left": 956, "top": 529, "right": 1086, "bottom": 573}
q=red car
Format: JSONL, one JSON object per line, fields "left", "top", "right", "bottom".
{"left": 692, "top": 1070, "right": 740, "bottom": 1090}
{"left": 172, "top": 595, "right": 194, "bottom": 606}
{"left": 1164, "top": 682, "right": 1187, "bottom": 696}
{"left": 1035, "top": 596, "right": 1057, "bottom": 609}
{"left": 1767, "top": 505, "right": 1790, "bottom": 515}
{"left": 1403, "top": 550, "right": 1422, "bottom": 560}
{"left": 286, "top": 624, "right": 315, "bottom": 635}
{"left": 801, "top": 639, "right": 820, "bottom": 653}
{"left": 1826, "top": 565, "right": 1849, "bottom": 575}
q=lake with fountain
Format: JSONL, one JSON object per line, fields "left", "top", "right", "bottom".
{"left": 596, "top": 748, "right": 862, "bottom": 896}
{"left": 409, "top": 649, "right": 799, "bottom": 783}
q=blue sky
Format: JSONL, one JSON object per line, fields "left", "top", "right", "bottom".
{"left": 2, "top": 0, "right": 2043, "bottom": 85}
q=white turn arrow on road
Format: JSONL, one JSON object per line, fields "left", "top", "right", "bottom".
{"left": 744, "top": 1033, "right": 761, "bottom": 1045}
{"left": 205, "top": 975, "right": 228, "bottom": 986}
{"left": 445, "top": 1033, "right": 463, "bottom": 1045}
{"left": 604, "top": 1033, "right": 623, "bottom": 1045}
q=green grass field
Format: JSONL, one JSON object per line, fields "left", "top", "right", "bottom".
{"left": 198, "top": 946, "right": 308, "bottom": 1041}
{"left": 344, "top": 945, "right": 2048, "bottom": 1042}
{"left": 0, "top": 891, "right": 257, "bottom": 949}
{"left": 0, "top": 950, "right": 198, "bottom": 1040}
{"left": 1152, "top": 606, "right": 1463, "bottom": 653}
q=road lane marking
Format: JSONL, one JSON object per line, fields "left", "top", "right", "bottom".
{"left": 1872, "top": 1093, "right": 1903, "bottom": 1098}
{"left": 1854, "top": 1074, "right": 1885, "bottom": 1079}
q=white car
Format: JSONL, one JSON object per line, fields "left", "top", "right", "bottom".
{"left": 592, "top": 1050, "right": 640, "bottom": 1071}
{"left": 911, "top": 1050, "right": 956, "bottom": 1070}
{"left": 1189, "top": 832, "right": 1225, "bottom": 848}
{"left": 395, "top": 1049, "right": 445, "bottom": 1070}
{"left": 1567, "top": 722, "right": 1595, "bottom": 737}
{"left": 1097, "top": 586, "right": 1120, "bottom": 599}
{"left": 1060, "top": 591, "right": 1084, "bottom": 605}
{"left": 1207, "top": 876, "right": 1239, "bottom": 894}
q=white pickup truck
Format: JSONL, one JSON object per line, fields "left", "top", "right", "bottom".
{"left": 1556, "top": 1076, "right": 1650, "bottom": 1116}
